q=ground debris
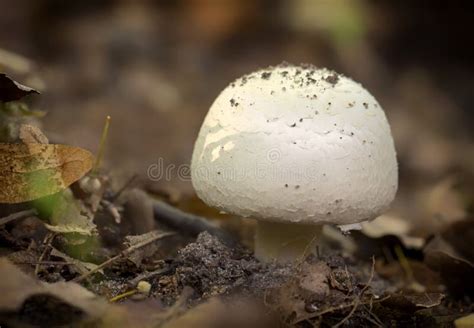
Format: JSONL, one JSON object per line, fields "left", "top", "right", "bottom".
{"left": 177, "top": 232, "right": 298, "bottom": 298}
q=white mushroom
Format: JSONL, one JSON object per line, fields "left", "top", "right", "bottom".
{"left": 191, "top": 63, "right": 398, "bottom": 263}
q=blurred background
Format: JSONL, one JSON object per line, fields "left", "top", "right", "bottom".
{"left": 0, "top": 0, "right": 473, "bottom": 237}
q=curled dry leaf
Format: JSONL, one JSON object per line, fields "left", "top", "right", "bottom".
{"left": 0, "top": 258, "right": 108, "bottom": 324}
{"left": 0, "top": 73, "right": 39, "bottom": 102}
{"left": 424, "top": 235, "right": 474, "bottom": 297}
{"left": 382, "top": 292, "right": 445, "bottom": 310}
{"left": 0, "top": 143, "right": 94, "bottom": 203}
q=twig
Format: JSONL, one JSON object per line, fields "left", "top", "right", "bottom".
{"left": 72, "top": 231, "right": 175, "bottom": 283}
{"left": 0, "top": 209, "right": 37, "bottom": 226}
{"left": 294, "top": 257, "right": 378, "bottom": 326}
{"left": 152, "top": 200, "right": 238, "bottom": 246}
{"left": 363, "top": 304, "right": 385, "bottom": 328}
{"left": 363, "top": 311, "right": 385, "bottom": 328}
{"left": 110, "top": 174, "right": 138, "bottom": 202}
{"left": 109, "top": 290, "right": 138, "bottom": 303}
{"left": 332, "top": 257, "right": 376, "bottom": 328}
{"left": 35, "top": 232, "right": 56, "bottom": 275}
{"left": 294, "top": 296, "right": 390, "bottom": 325}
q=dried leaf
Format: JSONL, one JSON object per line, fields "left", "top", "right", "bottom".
{"left": 424, "top": 235, "right": 474, "bottom": 297}
{"left": 422, "top": 177, "right": 467, "bottom": 227}
{"left": 124, "top": 230, "right": 167, "bottom": 266}
{"left": 19, "top": 124, "right": 49, "bottom": 144}
{"left": 0, "top": 143, "right": 94, "bottom": 203}
{"left": 298, "top": 262, "right": 331, "bottom": 298}
{"left": 164, "top": 296, "right": 274, "bottom": 328}
{"left": 0, "top": 258, "right": 108, "bottom": 321}
{"left": 0, "top": 73, "right": 39, "bottom": 102}
{"left": 441, "top": 218, "right": 474, "bottom": 263}
{"left": 50, "top": 247, "right": 101, "bottom": 276}
{"left": 455, "top": 313, "right": 474, "bottom": 328}
{"left": 362, "top": 214, "right": 425, "bottom": 249}
{"left": 383, "top": 292, "right": 445, "bottom": 310}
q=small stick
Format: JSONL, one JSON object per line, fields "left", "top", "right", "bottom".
{"left": 152, "top": 200, "right": 238, "bottom": 246}
{"left": 109, "top": 290, "right": 138, "bottom": 303}
{"left": 73, "top": 231, "right": 174, "bottom": 283}
{"left": 0, "top": 209, "right": 37, "bottom": 226}
{"left": 110, "top": 174, "right": 138, "bottom": 202}
{"left": 93, "top": 115, "right": 111, "bottom": 174}
{"left": 35, "top": 232, "right": 56, "bottom": 275}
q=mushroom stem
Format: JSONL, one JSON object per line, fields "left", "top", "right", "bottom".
{"left": 254, "top": 221, "right": 323, "bottom": 263}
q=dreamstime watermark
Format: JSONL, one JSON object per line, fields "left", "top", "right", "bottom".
{"left": 147, "top": 148, "right": 320, "bottom": 183}
{"left": 147, "top": 158, "right": 192, "bottom": 182}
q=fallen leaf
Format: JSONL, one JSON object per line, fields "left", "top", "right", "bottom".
{"left": 164, "top": 296, "right": 274, "bottom": 328}
{"left": 50, "top": 247, "right": 101, "bottom": 276}
{"left": 0, "top": 143, "right": 94, "bottom": 203}
{"left": 422, "top": 177, "right": 467, "bottom": 228}
{"left": 424, "top": 235, "right": 474, "bottom": 297}
{"left": 0, "top": 73, "right": 39, "bottom": 102}
{"left": 0, "top": 258, "right": 109, "bottom": 326}
{"left": 362, "top": 214, "right": 425, "bottom": 249}
{"left": 298, "top": 262, "right": 331, "bottom": 298}
{"left": 382, "top": 292, "right": 445, "bottom": 310}
{"left": 124, "top": 230, "right": 168, "bottom": 266}
{"left": 455, "top": 313, "right": 474, "bottom": 328}
{"left": 441, "top": 218, "right": 474, "bottom": 263}
{"left": 0, "top": 48, "right": 33, "bottom": 76}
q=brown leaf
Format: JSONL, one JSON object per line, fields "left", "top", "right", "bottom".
{"left": 0, "top": 143, "right": 94, "bottom": 203}
{"left": 383, "top": 292, "right": 445, "bottom": 310}
{"left": 455, "top": 313, "right": 474, "bottom": 328}
{"left": 298, "top": 262, "right": 331, "bottom": 298}
{"left": 124, "top": 230, "right": 166, "bottom": 266}
{"left": 424, "top": 235, "right": 474, "bottom": 297}
{"left": 0, "top": 258, "right": 108, "bottom": 322}
{"left": 0, "top": 73, "right": 39, "bottom": 102}
{"left": 164, "top": 296, "right": 274, "bottom": 328}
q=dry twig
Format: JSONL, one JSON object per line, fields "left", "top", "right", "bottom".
{"left": 0, "top": 209, "right": 37, "bottom": 226}
{"left": 332, "top": 257, "right": 376, "bottom": 328}
{"left": 153, "top": 200, "right": 237, "bottom": 246}
{"left": 73, "top": 231, "right": 174, "bottom": 283}
{"left": 35, "top": 232, "right": 56, "bottom": 275}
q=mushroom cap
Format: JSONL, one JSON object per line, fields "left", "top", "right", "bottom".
{"left": 191, "top": 63, "right": 398, "bottom": 225}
